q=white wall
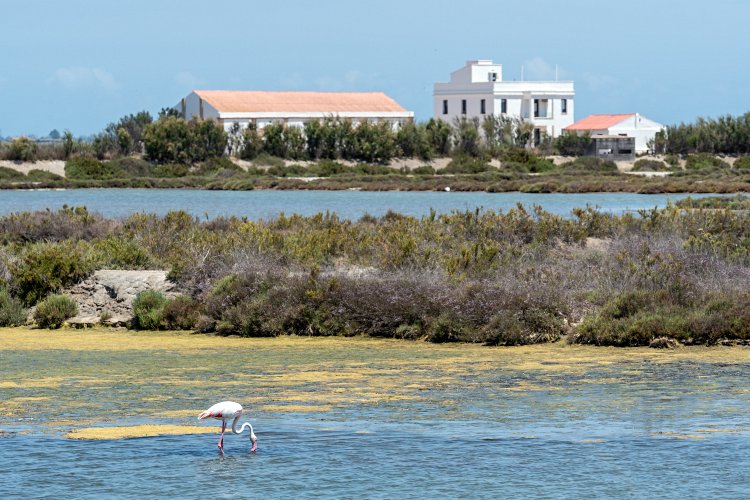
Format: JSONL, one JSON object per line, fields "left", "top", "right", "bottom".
{"left": 434, "top": 61, "right": 575, "bottom": 139}
{"left": 608, "top": 114, "right": 664, "bottom": 152}
{"left": 181, "top": 92, "right": 220, "bottom": 121}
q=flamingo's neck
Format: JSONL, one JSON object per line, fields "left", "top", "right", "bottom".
{"left": 231, "top": 416, "right": 254, "bottom": 436}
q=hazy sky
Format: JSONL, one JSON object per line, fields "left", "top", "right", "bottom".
{"left": 1, "top": 0, "right": 748, "bottom": 137}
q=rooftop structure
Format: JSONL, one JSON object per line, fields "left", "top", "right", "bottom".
{"left": 433, "top": 60, "right": 575, "bottom": 142}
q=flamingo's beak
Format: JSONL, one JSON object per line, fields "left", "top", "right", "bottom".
{"left": 250, "top": 433, "right": 258, "bottom": 453}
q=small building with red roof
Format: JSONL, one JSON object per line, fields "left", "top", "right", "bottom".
{"left": 177, "top": 90, "right": 414, "bottom": 131}
{"left": 564, "top": 113, "right": 664, "bottom": 153}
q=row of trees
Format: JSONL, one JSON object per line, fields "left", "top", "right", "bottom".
{"left": 233, "top": 118, "right": 454, "bottom": 163}
{"left": 12, "top": 109, "right": 750, "bottom": 166}
{"left": 231, "top": 115, "right": 557, "bottom": 164}
{"left": 657, "top": 112, "right": 750, "bottom": 155}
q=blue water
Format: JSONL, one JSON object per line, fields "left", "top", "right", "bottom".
{"left": 0, "top": 189, "right": 715, "bottom": 219}
{"left": 2, "top": 420, "right": 749, "bottom": 499}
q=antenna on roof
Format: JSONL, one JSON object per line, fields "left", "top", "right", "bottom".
{"left": 555, "top": 64, "right": 558, "bottom": 81}
{"left": 521, "top": 65, "right": 524, "bottom": 81}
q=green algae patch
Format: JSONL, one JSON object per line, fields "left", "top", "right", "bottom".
{"left": 66, "top": 425, "right": 216, "bottom": 440}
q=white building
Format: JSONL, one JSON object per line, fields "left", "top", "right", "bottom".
{"left": 433, "top": 60, "right": 575, "bottom": 143}
{"left": 177, "top": 90, "right": 414, "bottom": 131}
{"left": 564, "top": 113, "right": 665, "bottom": 154}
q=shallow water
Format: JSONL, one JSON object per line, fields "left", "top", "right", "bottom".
{"left": 3, "top": 422, "right": 750, "bottom": 499}
{"left": 0, "top": 189, "right": 714, "bottom": 219}
{"left": 2, "top": 331, "right": 750, "bottom": 497}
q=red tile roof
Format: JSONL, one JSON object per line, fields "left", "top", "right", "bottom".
{"left": 194, "top": 90, "right": 408, "bottom": 114}
{"left": 564, "top": 114, "right": 635, "bottom": 131}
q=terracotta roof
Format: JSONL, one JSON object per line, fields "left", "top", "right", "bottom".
{"left": 564, "top": 114, "right": 635, "bottom": 131}
{"left": 193, "top": 90, "right": 408, "bottom": 114}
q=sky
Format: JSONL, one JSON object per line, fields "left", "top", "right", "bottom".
{"left": 1, "top": 0, "right": 749, "bottom": 137}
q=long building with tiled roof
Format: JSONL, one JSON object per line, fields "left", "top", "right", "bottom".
{"left": 177, "top": 90, "right": 414, "bottom": 131}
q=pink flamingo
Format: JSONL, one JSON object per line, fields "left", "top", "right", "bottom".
{"left": 198, "top": 401, "right": 257, "bottom": 453}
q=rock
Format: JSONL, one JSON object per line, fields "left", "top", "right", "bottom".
{"left": 65, "top": 270, "right": 176, "bottom": 326}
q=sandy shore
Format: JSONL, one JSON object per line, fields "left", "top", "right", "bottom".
{"left": 0, "top": 160, "right": 65, "bottom": 176}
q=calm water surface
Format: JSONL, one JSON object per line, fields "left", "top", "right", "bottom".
{"left": 0, "top": 189, "right": 715, "bottom": 219}
{"left": 2, "top": 338, "right": 750, "bottom": 499}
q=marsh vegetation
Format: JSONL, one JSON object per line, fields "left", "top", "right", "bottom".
{"left": 0, "top": 200, "right": 747, "bottom": 347}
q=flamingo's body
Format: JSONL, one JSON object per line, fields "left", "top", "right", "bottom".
{"left": 198, "top": 401, "right": 257, "bottom": 453}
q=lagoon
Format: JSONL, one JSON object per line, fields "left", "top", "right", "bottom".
{"left": 2, "top": 330, "right": 750, "bottom": 498}
{"left": 0, "top": 188, "right": 715, "bottom": 219}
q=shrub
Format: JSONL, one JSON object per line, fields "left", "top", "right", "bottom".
{"left": 107, "top": 157, "right": 153, "bottom": 177}
{"left": 65, "top": 155, "right": 125, "bottom": 180}
{"left": 0, "top": 206, "right": 110, "bottom": 244}
{"left": 426, "top": 312, "right": 468, "bottom": 343}
{"left": 500, "top": 147, "right": 536, "bottom": 165}
{"left": 0, "top": 166, "right": 26, "bottom": 181}
{"left": 685, "top": 153, "right": 729, "bottom": 170}
{"left": 632, "top": 159, "right": 669, "bottom": 171}
{"left": 33, "top": 294, "right": 78, "bottom": 329}
{"left": 92, "top": 236, "right": 155, "bottom": 269}
{"left": 6, "top": 137, "right": 38, "bottom": 162}
{"left": 309, "top": 160, "right": 350, "bottom": 177}
{"left": 252, "top": 153, "right": 286, "bottom": 168}
{"left": 195, "top": 157, "right": 242, "bottom": 175}
{"left": 0, "top": 288, "right": 26, "bottom": 326}
{"left": 131, "top": 290, "right": 167, "bottom": 330}
{"left": 266, "top": 164, "right": 308, "bottom": 177}
{"left": 26, "top": 169, "right": 63, "bottom": 181}
{"left": 559, "top": 156, "right": 618, "bottom": 173}
{"left": 162, "top": 295, "right": 200, "bottom": 330}
{"left": 152, "top": 163, "right": 189, "bottom": 178}
{"left": 411, "top": 165, "right": 435, "bottom": 175}
{"left": 12, "top": 241, "right": 94, "bottom": 306}
{"left": 733, "top": 156, "right": 750, "bottom": 169}
{"left": 441, "top": 156, "right": 493, "bottom": 174}
{"left": 664, "top": 154, "right": 680, "bottom": 167}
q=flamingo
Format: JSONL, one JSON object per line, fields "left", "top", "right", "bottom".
{"left": 198, "top": 401, "right": 257, "bottom": 453}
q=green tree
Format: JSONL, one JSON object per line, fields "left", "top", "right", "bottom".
{"left": 62, "top": 130, "right": 76, "bottom": 159}
{"left": 555, "top": 131, "right": 591, "bottom": 156}
{"left": 452, "top": 117, "right": 482, "bottom": 157}
{"left": 396, "top": 121, "right": 433, "bottom": 160}
{"left": 425, "top": 118, "right": 452, "bottom": 156}
{"left": 262, "top": 123, "right": 287, "bottom": 158}
{"left": 285, "top": 125, "right": 307, "bottom": 160}
{"left": 189, "top": 118, "right": 227, "bottom": 162}
{"left": 240, "top": 124, "right": 262, "bottom": 160}
{"left": 304, "top": 120, "right": 323, "bottom": 160}
{"left": 142, "top": 116, "right": 192, "bottom": 164}
{"left": 6, "top": 137, "right": 38, "bottom": 162}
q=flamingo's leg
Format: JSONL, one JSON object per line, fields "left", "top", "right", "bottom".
{"left": 218, "top": 420, "right": 226, "bottom": 451}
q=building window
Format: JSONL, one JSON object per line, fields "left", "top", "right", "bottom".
{"left": 501, "top": 99, "right": 507, "bottom": 114}
{"left": 561, "top": 98, "right": 568, "bottom": 114}
{"left": 534, "top": 99, "right": 539, "bottom": 118}
{"left": 461, "top": 99, "right": 467, "bottom": 114}
{"left": 442, "top": 100, "right": 448, "bottom": 115}
{"left": 489, "top": 72, "right": 497, "bottom": 82}
{"left": 480, "top": 99, "right": 486, "bottom": 114}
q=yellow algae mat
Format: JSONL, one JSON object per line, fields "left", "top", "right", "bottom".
{"left": 3, "top": 327, "right": 750, "bottom": 439}
{"left": 67, "top": 425, "right": 216, "bottom": 440}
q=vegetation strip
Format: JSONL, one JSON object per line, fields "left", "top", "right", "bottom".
{"left": 0, "top": 201, "right": 747, "bottom": 347}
